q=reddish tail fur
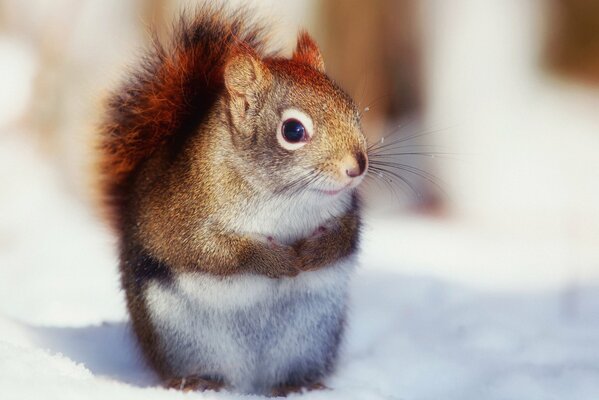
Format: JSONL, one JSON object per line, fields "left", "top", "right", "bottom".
{"left": 97, "top": 6, "right": 270, "bottom": 229}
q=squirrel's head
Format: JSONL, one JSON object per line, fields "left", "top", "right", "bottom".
{"left": 222, "top": 32, "right": 368, "bottom": 199}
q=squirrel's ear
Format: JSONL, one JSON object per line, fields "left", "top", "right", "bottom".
{"left": 224, "top": 48, "right": 271, "bottom": 99}
{"left": 292, "top": 31, "right": 325, "bottom": 73}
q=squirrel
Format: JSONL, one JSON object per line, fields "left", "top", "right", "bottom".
{"left": 96, "top": 5, "right": 368, "bottom": 397}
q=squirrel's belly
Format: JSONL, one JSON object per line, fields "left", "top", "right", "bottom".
{"left": 144, "top": 258, "right": 355, "bottom": 394}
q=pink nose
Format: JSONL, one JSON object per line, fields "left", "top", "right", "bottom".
{"left": 346, "top": 167, "right": 361, "bottom": 178}
{"left": 345, "top": 151, "right": 367, "bottom": 178}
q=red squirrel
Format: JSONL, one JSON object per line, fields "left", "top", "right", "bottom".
{"left": 96, "top": 5, "right": 368, "bottom": 396}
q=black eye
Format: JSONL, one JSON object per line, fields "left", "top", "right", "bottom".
{"left": 281, "top": 119, "right": 306, "bottom": 143}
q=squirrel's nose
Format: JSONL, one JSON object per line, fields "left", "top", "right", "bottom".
{"left": 344, "top": 151, "right": 368, "bottom": 178}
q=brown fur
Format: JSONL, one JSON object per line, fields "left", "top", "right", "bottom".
{"left": 293, "top": 30, "right": 326, "bottom": 73}
{"left": 97, "top": 6, "right": 270, "bottom": 230}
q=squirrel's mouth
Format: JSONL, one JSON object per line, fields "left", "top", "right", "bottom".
{"left": 314, "top": 179, "right": 361, "bottom": 196}
{"left": 319, "top": 187, "right": 347, "bottom": 196}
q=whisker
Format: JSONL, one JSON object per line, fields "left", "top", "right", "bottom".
{"left": 367, "top": 121, "right": 414, "bottom": 151}
{"left": 276, "top": 170, "right": 318, "bottom": 195}
{"left": 368, "top": 126, "right": 452, "bottom": 153}
{"left": 372, "top": 143, "right": 451, "bottom": 149}
{"left": 369, "top": 160, "right": 447, "bottom": 196}
{"left": 357, "top": 64, "right": 369, "bottom": 114}
{"left": 361, "top": 93, "right": 392, "bottom": 114}
{"left": 369, "top": 160, "right": 443, "bottom": 184}
{"left": 299, "top": 172, "right": 323, "bottom": 194}
{"left": 369, "top": 151, "right": 463, "bottom": 161}
{"left": 296, "top": 170, "right": 329, "bottom": 196}
{"left": 368, "top": 165, "right": 421, "bottom": 199}
{"left": 365, "top": 167, "right": 410, "bottom": 199}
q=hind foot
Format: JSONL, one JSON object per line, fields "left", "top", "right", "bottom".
{"left": 271, "top": 382, "right": 328, "bottom": 397}
{"left": 165, "top": 375, "right": 224, "bottom": 392}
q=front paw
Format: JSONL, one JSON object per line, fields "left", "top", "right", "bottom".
{"left": 250, "top": 233, "right": 286, "bottom": 249}
{"left": 309, "top": 225, "right": 328, "bottom": 238}
{"left": 266, "top": 235, "right": 284, "bottom": 249}
{"left": 264, "top": 239, "right": 302, "bottom": 278}
{"left": 310, "top": 218, "right": 340, "bottom": 238}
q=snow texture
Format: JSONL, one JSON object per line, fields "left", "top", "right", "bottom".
{"left": 1, "top": 131, "right": 599, "bottom": 400}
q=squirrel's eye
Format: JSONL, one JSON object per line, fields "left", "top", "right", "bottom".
{"left": 281, "top": 119, "right": 306, "bottom": 143}
{"left": 277, "top": 108, "right": 312, "bottom": 151}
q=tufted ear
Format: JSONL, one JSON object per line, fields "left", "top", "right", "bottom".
{"left": 224, "top": 48, "right": 271, "bottom": 124}
{"left": 292, "top": 31, "right": 325, "bottom": 73}
{"left": 224, "top": 47, "right": 271, "bottom": 97}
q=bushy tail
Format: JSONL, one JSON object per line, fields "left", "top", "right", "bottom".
{"left": 97, "top": 5, "right": 269, "bottom": 229}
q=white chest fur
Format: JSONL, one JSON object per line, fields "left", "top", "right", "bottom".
{"left": 227, "top": 190, "right": 353, "bottom": 244}
{"left": 144, "top": 257, "right": 355, "bottom": 394}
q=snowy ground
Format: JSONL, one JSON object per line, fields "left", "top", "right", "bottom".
{"left": 1, "top": 132, "right": 599, "bottom": 400}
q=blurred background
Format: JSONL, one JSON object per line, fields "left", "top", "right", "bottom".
{"left": 0, "top": 0, "right": 598, "bottom": 325}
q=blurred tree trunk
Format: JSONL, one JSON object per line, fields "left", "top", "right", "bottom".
{"left": 317, "top": 0, "right": 422, "bottom": 140}
{"left": 544, "top": 0, "right": 599, "bottom": 85}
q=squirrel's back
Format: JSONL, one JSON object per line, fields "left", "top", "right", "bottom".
{"left": 97, "top": 6, "right": 270, "bottom": 229}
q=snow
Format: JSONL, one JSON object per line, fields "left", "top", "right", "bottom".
{"left": 0, "top": 38, "right": 37, "bottom": 127}
{"left": 1, "top": 131, "right": 599, "bottom": 400}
